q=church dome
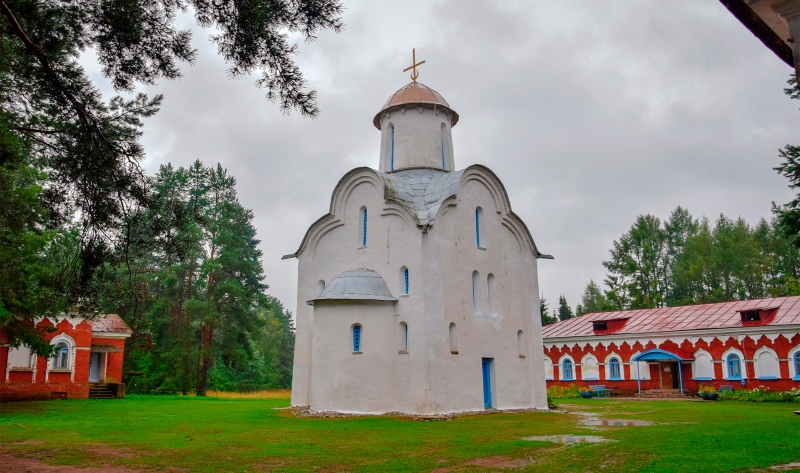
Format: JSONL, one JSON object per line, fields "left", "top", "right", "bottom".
{"left": 314, "top": 269, "right": 397, "bottom": 302}
{"left": 373, "top": 82, "right": 459, "bottom": 130}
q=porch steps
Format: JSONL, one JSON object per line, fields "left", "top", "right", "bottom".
{"left": 88, "top": 383, "right": 115, "bottom": 399}
{"left": 635, "top": 389, "right": 695, "bottom": 399}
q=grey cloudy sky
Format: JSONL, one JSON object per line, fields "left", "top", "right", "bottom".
{"left": 84, "top": 0, "right": 798, "bottom": 317}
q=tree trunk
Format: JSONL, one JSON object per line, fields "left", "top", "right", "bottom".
{"left": 196, "top": 325, "right": 213, "bottom": 396}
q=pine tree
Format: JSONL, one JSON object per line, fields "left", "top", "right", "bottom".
{"left": 557, "top": 295, "right": 574, "bottom": 321}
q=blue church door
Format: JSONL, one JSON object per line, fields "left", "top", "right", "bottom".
{"left": 481, "top": 358, "right": 493, "bottom": 408}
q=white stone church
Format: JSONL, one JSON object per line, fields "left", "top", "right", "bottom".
{"left": 283, "top": 68, "right": 551, "bottom": 414}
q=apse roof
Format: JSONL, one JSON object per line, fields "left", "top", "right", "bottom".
{"left": 542, "top": 296, "right": 800, "bottom": 339}
{"left": 380, "top": 168, "right": 463, "bottom": 226}
{"left": 313, "top": 269, "right": 397, "bottom": 303}
{"left": 373, "top": 81, "right": 459, "bottom": 129}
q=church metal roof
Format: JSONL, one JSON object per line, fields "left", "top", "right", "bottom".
{"left": 380, "top": 169, "right": 463, "bottom": 226}
{"left": 542, "top": 296, "right": 800, "bottom": 339}
{"left": 312, "top": 269, "right": 397, "bottom": 303}
{"left": 373, "top": 81, "right": 459, "bottom": 129}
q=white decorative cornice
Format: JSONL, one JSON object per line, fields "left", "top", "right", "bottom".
{"left": 543, "top": 325, "right": 800, "bottom": 350}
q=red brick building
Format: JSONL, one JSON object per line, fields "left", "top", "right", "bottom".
{"left": 1, "top": 313, "right": 131, "bottom": 401}
{"left": 542, "top": 297, "right": 800, "bottom": 396}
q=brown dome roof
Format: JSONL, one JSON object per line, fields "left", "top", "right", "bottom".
{"left": 373, "top": 82, "right": 459, "bottom": 129}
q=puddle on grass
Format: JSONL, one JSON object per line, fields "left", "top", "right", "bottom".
{"left": 523, "top": 435, "right": 613, "bottom": 444}
{"left": 770, "top": 463, "right": 800, "bottom": 471}
{"left": 579, "top": 419, "right": 656, "bottom": 427}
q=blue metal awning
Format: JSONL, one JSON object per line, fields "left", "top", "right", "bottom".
{"left": 631, "top": 348, "right": 693, "bottom": 362}
{"left": 631, "top": 348, "right": 691, "bottom": 395}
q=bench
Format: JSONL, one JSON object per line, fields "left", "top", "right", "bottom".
{"left": 719, "top": 385, "right": 733, "bottom": 392}
{"left": 589, "top": 385, "right": 612, "bottom": 397}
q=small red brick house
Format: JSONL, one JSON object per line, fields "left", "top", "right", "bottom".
{"left": 542, "top": 297, "right": 800, "bottom": 396}
{"left": 1, "top": 313, "right": 132, "bottom": 401}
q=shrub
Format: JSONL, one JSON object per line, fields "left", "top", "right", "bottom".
{"left": 547, "top": 384, "right": 581, "bottom": 399}
{"left": 718, "top": 386, "right": 800, "bottom": 403}
{"left": 698, "top": 384, "right": 717, "bottom": 394}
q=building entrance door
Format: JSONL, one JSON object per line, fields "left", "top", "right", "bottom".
{"left": 89, "top": 352, "right": 101, "bottom": 383}
{"left": 481, "top": 358, "right": 493, "bottom": 409}
{"left": 659, "top": 362, "right": 678, "bottom": 389}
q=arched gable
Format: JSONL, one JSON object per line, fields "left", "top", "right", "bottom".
{"left": 458, "top": 165, "right": 550, "bottom": 259}
{"left": 283, "top": 168, "right": 393, "bottom": 260}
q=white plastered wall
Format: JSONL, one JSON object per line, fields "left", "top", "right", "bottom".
{"left": 289, "top": 164, "right": 548, "bottom": 414}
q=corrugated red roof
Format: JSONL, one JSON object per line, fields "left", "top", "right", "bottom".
{"left": 542, "top": 296, "right": 800, "bottom": 339}
{"left": 91, "top": 314, "right": 132, "bottom": 334}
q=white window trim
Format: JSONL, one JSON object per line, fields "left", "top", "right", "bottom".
{"left": 559, "top": 354, "right": 575, "bottom": 381}
{"left": 5, "top": 344, "right": 37, "bottom": 383}
{"left": 630, "top": 351, "right": 651, "bottom": 380}
{"left": 46, "top": 333, "right": 76, "bottom": 383}
{"left": 604, "top": 352, "right": 625, "bottom": 380}
{"left": 580, "top": 354, "right": 600, "bottom": 381}
{"left": 692, "top": 348, "right": 715, "bottom": 381}
{"left": 752, "top": 346, "right": 781, "bottom": 380}
{"left": 789, "top": 345, "right": 800, "bottom": 380}
{"left": 544, "top": 356, "right": 554, "bottom": 381}
{"left": 721, "top": 347, "right": 746, "bottom": 380}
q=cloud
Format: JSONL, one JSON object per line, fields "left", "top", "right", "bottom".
{"left": 87, "top": 0, "right": 798, "bottom": 315}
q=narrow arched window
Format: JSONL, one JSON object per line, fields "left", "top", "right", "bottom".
{"left": 52, "top": 342, "right": 69, "bottom": 369}
{"left": 472, "top": 270, "right": 482, "bottom": 314}
{"left": 517, "top": 330, "right": 524, "bottom": 358}
{"left": 449, "top": 322, "right": 458, "bottom": 354}
{"left": 609, "top": 357, "right": 621, "bottom": 379}
{"left": 562, "top": 359, "right": 573, "bottom": 380}
{"left": 727, "top": 354, "right": 742, "bottom": 379}
{"left": 475, "top": 207, "right": 483, "bottom": 247}
{"left": 352, "top": 325, "right": 362, "bottom": 352}
{"left": 317, "top": 280, "right": 326, "bottom": 295}
{"left": 487, "top": 273, "right": 496, "bottom": 315}
{"left": 399, "top": 266, "right": 409, "bottom": 295}
{"left": 358, "top": 206, "right": 367, "bottom": 247}
{"left": 475, "top": 207, "right": 486, "bottom": 248}
{"left": 795, "top": 352, "right": 800, "bottom": 378}
{"left": 391, "top": 124, "right": 395, "bottom": 171}
{"left": 441, "top": 123, "right": 446, "bottom": 169}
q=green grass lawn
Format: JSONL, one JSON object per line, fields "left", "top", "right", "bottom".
{"left": 0, "top": 394, "right": 798, "bottom": 472}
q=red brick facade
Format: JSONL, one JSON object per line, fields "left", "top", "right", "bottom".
{"left": 542, "top": 297, "right": 800, "bottom": 396}
{"left": 1, "top": 314, "right": 131, "bottom": 401}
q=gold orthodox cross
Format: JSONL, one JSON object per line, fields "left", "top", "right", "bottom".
{"left": 403, "top": 48, "right": 426, "bottom": 82}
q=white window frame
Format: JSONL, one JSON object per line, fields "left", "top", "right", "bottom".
{"left": 721, "top": 347, "right": 745, "bottom": 380}
{"left": 789, "top": 345, "right": 800, "bottom": 380}
{"left": 559, "top": 354, "right": 575, "bottom": 381}
{"left": 604, "top": 352, "right": 625, "bottom": 381}
{"left": 544, "top": 357, "right": 554, "bottom": 381}
{"left": 580, "top": 354, "right": 600, "bottom": 381}
{"left": 753, "top": 346, "right": 780, "bottom": 380}
{"left": 5, "top": 344, "right": 37, "bottom": 383}
{"left": 630, "top": 351, "right": 651, "bottom": 380}
{"left": 46, "top": 333, "right": 77, "bottom": 382}
{"left": 692, "top": 349, "right": 715, "bottom": 381}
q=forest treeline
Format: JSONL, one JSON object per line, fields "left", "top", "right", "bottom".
{"left": 1, "top": 0, "right": 343, "bottom": 392}
{"left": 541, "top": 208, "right": 800, "bottom": 325}
{"left": 98, "top": 161, "right": 294, "bottom": 394}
